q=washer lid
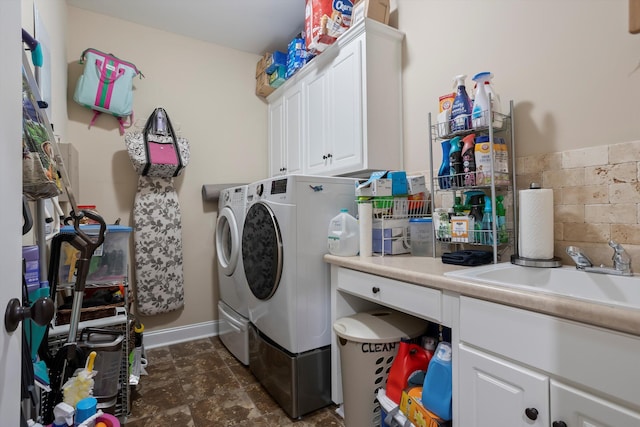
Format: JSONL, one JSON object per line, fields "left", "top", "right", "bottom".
{"left": 216, "top": 206, "right": 240, "bottom": 276}
{"left": 242, "top": 202, "right": 282, "bottom": 300}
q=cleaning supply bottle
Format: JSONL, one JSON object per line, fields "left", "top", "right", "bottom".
{"left": 448, "top": 136, "right": 463, "bottom": 187}
{"left": 437, "top": 139, "right": 451, "bottom": 189}
{"left": 328, "top": 209, "right": 359, "bottom": 256}
{"left": 461, "top": 133, "right": 477, "bottom": 186}
{"left": 496, "top": 195, "right": 508, "bottom": 244}
{"left": 472, "top": 72, "right": 490, "bottom": 128}
{"left": 453, "top": 196, "right": 464, "bottom": 216}
{"left": 481, "top": 195, "right": 494, "bottom": 245}
{"left": 422, "top": 341, "right": 453, "bottom": 421}
{"left": 450, "top": 75, "right": 472, "bottom": 132}
{"left": 468, "top": 193, "right": 485, "bottom": 244}
{"left": 52, "top": 402, "right": 75, "bottom": 427}
{"left": 386, "top": 340, "right": 431, "bottom": 404}
{"left": 483, "top": 72, "right": 503, "bottom": 127}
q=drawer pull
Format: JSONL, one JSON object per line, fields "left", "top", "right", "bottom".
{"left": 552, "top": 422, "right": 567, "bottom": 427}
{"left": 525, "top": 408, "right": 538, "bottom": 420}
{"left": 372, "top": 286, "right": 380, "bottom": 294}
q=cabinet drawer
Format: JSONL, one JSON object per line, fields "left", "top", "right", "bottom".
{"left": 460, "top": 296, "right": 640, "bottom": 409}
{"left": 336, "top": 267, "right": 442, "bottom": 323}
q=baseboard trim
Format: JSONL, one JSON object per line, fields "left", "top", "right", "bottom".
{"left": 144, "top": 320, "right": 220, "bottom": 349}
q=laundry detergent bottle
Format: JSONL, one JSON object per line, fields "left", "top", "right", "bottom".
{"left": 422, "top": 341, "right": 453, "bottom": 421}
{"left": 450, "top": 74, "right": 472, "bottom": 132}
{"left": 461, "top": 133, "right": 477, "bottom": 186}
{"left": 448, "top": 136, "right": 463, "bottom": 187}
{"left": 386, "top": 340, "right": 431, "bottom": 404}
{"left": 328, "top": 209, "right": 359, "bottom": 256}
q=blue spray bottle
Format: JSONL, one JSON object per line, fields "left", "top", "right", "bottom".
{"left": 450, "top": 75, "right": 472, "bottom": 132}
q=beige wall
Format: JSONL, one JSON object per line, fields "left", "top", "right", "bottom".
{"left": 397, "top": 0, "right": 640, "bottom": 171}
{"left": 18, "top": 1, "right": 640, "bottom": 334}
{"left": 64, "top": 7, "right": 267, "bottom": 332}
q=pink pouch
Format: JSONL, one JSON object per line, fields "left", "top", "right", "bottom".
{"left": 148, "top": 141, "right": 178, "bottom": 165}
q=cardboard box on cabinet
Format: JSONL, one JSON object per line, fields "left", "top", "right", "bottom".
{"left": 305, "top": 0, "right": 354, "bottom": 53}
{"left": 352, "top": 0, "right": 391, "bottom": 26}
{"left": 256, "top": 71, "right": 275, "bottom": 98}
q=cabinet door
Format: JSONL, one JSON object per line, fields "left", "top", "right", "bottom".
{"left": 268, "top": 95, "right": 284, "bottom": 176}
{"left": 305, "top": 70, "right": 330, "bottom": 175}
{"left": 551, "top": 380, "right": 640, "bottom": 427}
{"left": 283, "top": 85, "right": 303, "bottom": 175}
{"left": 327, "top": 35, "right": 363, "bottom": 174}
{"left": 459, "top": 344, "right": 549, "bottom": 427}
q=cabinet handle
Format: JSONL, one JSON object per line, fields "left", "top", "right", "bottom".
{"left": 372, "top": 286, "right": 380, "bottom": 294}
{"left": 524, "top": 408, "right": 538, "bottom": 421}
{"left": 552, "top": 422, "right": 567, "bottom": 427}
{"left": 327, "top": 153, "right": 333, "bottom": 158}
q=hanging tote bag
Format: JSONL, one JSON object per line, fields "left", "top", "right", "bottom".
{"left": 73, "top": 48, "right": 144, "bottom": 135}
{"left": 124, "top": 108, "right": 190, "bottom": 178}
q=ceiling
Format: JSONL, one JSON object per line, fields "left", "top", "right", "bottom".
{"left": 65, "top": 0, "right": 306, "bottom": 55}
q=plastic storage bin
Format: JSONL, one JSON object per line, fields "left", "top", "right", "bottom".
{"left": 333, "top": 310, "right": 428, "bottom": 427}
{"left": 408, "top": 218, "right": 433, "bottom": 257}
{"left": 59, "top": 225, "right": 132, "bottom": 285}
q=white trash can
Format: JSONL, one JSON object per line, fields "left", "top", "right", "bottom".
{"left": 333, "top": 309, "right": 429, "bottom": 427}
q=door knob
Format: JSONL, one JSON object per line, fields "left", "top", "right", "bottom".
{"left": 5, "top": 297, "right": 54, "bottom": 333}
{"left": 524, "top": 408, "right": 539, "bottom": 421}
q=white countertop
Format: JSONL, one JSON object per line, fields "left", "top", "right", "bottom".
{"left": 324, "top": 254, "right": 640, "bottom": 337}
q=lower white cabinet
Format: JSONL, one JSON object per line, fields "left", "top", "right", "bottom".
{"left": 551, "top": 380, "right": 640, "bottom": 427}
{"left": 459, "top": 343, "right": 549, "bottom": 426}
{"left": 459, "top": 296, "right": 640, "bottom": 427}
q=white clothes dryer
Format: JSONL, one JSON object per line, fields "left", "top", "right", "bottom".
{"left": 241, "top": 174, "right": 357, "bottom": 418}
{"left": 215, "top": 185, "right": 250, "bottom": 365}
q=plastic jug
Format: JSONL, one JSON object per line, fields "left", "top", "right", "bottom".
{"left": 386, "top": 340, "right": 431, "bottom": 404}
{"left": 327, "top": 209, "right": 359, "bottom": 256}
{"left": 421, "top": 341, "right": 453, "bottom": 421}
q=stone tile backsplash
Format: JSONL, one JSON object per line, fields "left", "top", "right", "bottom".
{"left": 516, "top": 140, "right": 640, "bottom": 268}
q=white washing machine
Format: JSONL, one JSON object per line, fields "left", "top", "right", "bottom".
{"left": 215, "top": 185, "right": 250, "bottom": 365}
{"left": 241, "top": 174, "right": 357, "bottom": 418}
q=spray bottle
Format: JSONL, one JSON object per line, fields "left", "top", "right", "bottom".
{"left": 450, "top": 75, "right": 472, "bottom": 132}
{"left": 477, "top": 72, "right": 503, "bottom": 127}
{"left": 52, "top": 402, "right": 75, "bottom": 427}
{"left": 471, "top": 73, "right": 490, "bottom": 128}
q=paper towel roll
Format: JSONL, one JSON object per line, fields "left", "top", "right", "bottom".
{"left": 359, "top": 203, "right": 373, "bottom": 257}
{"left": 518, "top": 187, "right": 554, "bottom": 259}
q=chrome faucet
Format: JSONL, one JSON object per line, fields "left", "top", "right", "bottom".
{"left": 566, "top": 240, "right": 633, "bottom": 276}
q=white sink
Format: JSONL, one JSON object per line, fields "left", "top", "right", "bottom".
{"left": 445, "top": 263, "right": 640, "bottom": 309}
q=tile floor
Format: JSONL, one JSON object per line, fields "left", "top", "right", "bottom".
{"left": 124, "top": 336, "right": 345, "bottom": 426}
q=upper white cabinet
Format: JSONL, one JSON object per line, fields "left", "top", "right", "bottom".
{"left": 268, "top": 83, "right": 303, "bottom": 177}
{"left": 268, "top": 19, "right": 404, "bottom": 177}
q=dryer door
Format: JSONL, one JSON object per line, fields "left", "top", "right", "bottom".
{"left": 242, "top": 202, "right": 283, "bottom": 300}
{"left": 216, "top": 206, "right": 240, "bottom": 276}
